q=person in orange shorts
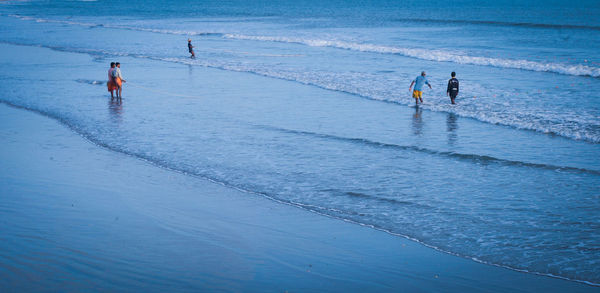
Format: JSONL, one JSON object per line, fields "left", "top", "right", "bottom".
{"left": 107, "top": 62, "right": 117, "bottom": 99}
{"left": 111, "top": 62, "right": 126, "bottom": 101}
{"left": 409, "top": 71, "right": 432, "bottom": 105}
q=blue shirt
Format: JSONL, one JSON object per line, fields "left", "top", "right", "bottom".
{"left": 413, "top": 75, "right": 430, "bottom": 91}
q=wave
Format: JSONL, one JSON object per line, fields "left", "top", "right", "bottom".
{"left": 6, "top": 14, "right": 222, "bottom": 36}
{"left": 169, "top": 58, "right": 600, "bottom": 144}
{"left": 2, "top": 99, "right": 599, "bottom": 287}
{"left": 168, "top": 56, "right": 600, "bottom": 143}
{"left": 75, "top": 79, "right": 104, "bottom": 85}
{"left": 108, "top": 26, "right": 222, "bottom": 37}
{"left": 6, "top": 14, "right": 600, "bottom": 78}
{"left": 392, "top": 18, "right": 600, "bottom": 31}
{"left": 2, "top": 41, "right": 599, "bottom": 143}
{"left": 223, "top": 34, "right": 600, "bottom": 78}
{"left": 252, "top": 124, "right": 600, "bottom": 175}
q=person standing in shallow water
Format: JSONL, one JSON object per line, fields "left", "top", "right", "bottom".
{"left": 112, "top": 62, "right": 126, "bottom": 100}
{"left": 107, "top": 62, "right": 116, "bottom": 100}
{"left": 409, "top": 71, "right": 431, "bottom": 105}
{"left": 188, "top": 39, "right": 195, "bottom": 59}
{"left": 447, "top": 71, "right": 459, "bottom": 104}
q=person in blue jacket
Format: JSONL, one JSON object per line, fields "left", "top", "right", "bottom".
{"left": 409, "top": 71, "right": 432, "bottom": 105}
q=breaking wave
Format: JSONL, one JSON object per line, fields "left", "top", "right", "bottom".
{"left": 223, "top": 34, "right": 600, "bottom": 78}
{"left": 7, "top": 14, "right": 600, "bottom": 78}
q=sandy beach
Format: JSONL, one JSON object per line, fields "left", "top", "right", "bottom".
{"left": 0, "top": 103, "right": 596, "bottom": 292}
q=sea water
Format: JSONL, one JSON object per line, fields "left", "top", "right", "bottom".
{"left": 0, "top": 0, "right": 599, "bottom": 286}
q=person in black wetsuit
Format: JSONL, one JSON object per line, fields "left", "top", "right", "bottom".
{"left": 188, "top": 39, "right": 195, "bottom": 59}
{"left": 447, "top": 71, "right": 459, "bottom": 104}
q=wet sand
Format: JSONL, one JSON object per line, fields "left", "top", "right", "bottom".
{"left": 0, "top": 104, "right": 597, "bottom": 292}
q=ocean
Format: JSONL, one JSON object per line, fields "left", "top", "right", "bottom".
{"left": 0, "top": 0, "right": 599, "bottom": 286}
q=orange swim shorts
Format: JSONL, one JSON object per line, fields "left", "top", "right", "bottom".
{"left": 412, "top": 90, "right": 422, "bottom": 99}
{"left": 107, "top": 80, "right": 117, "bottom": 92}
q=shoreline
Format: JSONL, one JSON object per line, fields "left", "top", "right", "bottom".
{"left": 3, "top": 99, "right": 597, "bottom": 289}
{"left": 0, "top": 103, "right": 597, "bottom": 292}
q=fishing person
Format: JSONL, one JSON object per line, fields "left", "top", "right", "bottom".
{"left": 188, "top": 39, "right": 195, "bottom": 59}
{"left": 112, "top": 62, "right": 126, "bottom": 100}
{"left": 409, "top": 71, "right": 432, "bottom": 105}
{"left": 447, "top": 71, "right": 459, "bottom": 104}
{"left": 107, "top": 62, "right": 117, "bottom": 100}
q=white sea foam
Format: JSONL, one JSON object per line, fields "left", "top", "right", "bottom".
{"left": 4, "top": 12, "right": 600, "bottom": 143}
{"left": 159, "top": 55, "right": 600, "bottom": 143}
{"left": 3, "top": 35, "right": 598, "bottom": 143}
{"left": 223, "top": 34, "right": 600, "bottom": 78}
{"left": 7, "top": 14, "right": 599, "bottom": 78}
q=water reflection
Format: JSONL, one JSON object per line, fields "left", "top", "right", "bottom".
{"left": 446, "top": 112, "right": 458, "bottom": 145}
{"left": 108, "top": 99, "right": 123, "bottom": 123}
{"left": 411, "top": 106, "right": 424, "bottom": 136}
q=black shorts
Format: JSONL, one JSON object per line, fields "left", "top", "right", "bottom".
{"left": 449, "top": 92, "right": 458, "bottom": 98}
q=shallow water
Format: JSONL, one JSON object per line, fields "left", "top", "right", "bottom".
{"left": 0, "top": 0, "right": 599, "bottom": 285}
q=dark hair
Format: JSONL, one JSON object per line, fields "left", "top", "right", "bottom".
{"left": 110, "top": 62, "right": 115, "bottom": 66}
{"left": 451, "top": 71, "right": 456, "bottom": 77}
{"left": 115, "top": 62, "right": 120, "bottom": 66}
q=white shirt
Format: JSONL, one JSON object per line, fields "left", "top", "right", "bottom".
{"left": 112, "top": 67, "right": 123, "bottom": 79}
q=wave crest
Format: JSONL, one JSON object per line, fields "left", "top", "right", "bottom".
{"left": 7, "top": 14, "right": 599, "bottom": 78}
{"left": 223, "top": 34, "right": 600, "bottom": 78}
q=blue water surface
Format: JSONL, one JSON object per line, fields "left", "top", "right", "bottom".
{"left": 0, "top": 0, "right": 599, "bottom": 286}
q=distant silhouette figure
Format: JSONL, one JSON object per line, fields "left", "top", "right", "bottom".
{"left": 188, "top": 39, "right": 195, "bottom": 59}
